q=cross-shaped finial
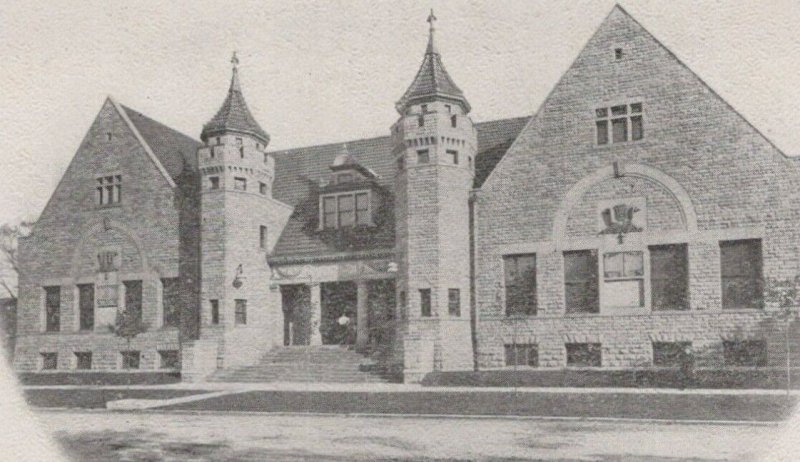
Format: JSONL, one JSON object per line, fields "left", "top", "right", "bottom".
{"left": 427, "top": 9, "right": 437, "bottom": 30}
{"left": 231, "top": 51, "right": 239, "bottom": 68}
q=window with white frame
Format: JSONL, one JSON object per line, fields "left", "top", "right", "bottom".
{"left": 96, "top": 175, "right": 122, "bottom": 205}
{"left": 602, "top": 251, "right": 644, "bottom": 308}
{"left": 320, "top": 191, "right": 370, "bottom": 229}
{"left": 595, "top": 103, "right": 643, "bottom": 145}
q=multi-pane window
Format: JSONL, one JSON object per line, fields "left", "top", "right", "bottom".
{"left": 159, "top": 350, "right": 180, "bottom": 369}
{"left": 420, "top": 289, "right": 432, "bottom": 317}
{"left": 121, "top": 351, "right": 140, "bottom": 369}
{"left": 564, "top": 250, "right": 599, "bottom": 313}
{"left": 652, "top": 342, "right": 691, "bottom": 367}
{"left": 602, "top": 251, "right": 644, "bottom": 308}
{"left": 44, "top": 286, "right": 60, "bottom": 332}
{"left": 161, "top": 278, "right": 180, "bottom": 328}
{"left": 566, "top": 343, "right": 602, "bottom": 367}
{"left": 210, "top": 299, "right": 220, "bottom": 325}
{"left": 448, "top": 288, "right": 460, "bottom": 317}
{"left": 447, "top": 150, "right": 459, "bottom": 165}
{"left": 259, "top": 225, "right": 268, "bottom": 249}
{"left": 723, "top": 340, "right": 767, "bottom": 367}
{"left": 720, "top": 239, "right": 763, "bottom": 309}
{"left": 504, "top": 344, "right": 538, "bottom": 367}
{"left": 78, "top": 283, "right": 94, "bottom": 331}
{"left": 41, "top": 352, "right": 57, "bottom": 370}
{"left": 595, "top": 103, "right": 643, "bottom": 145}
{"left": 123, "top": 280, "right": 143, "bottom": 324}
{"left": 503, "top": 254, "right": 537, "bottom": 316}
{"left": 321, "top": 192, "right": 370, "bottom": 229}
{"left": 417, "top": 149, "right": 429, "bottom": 164}
{"left": 75, "top": 352, "right": 92, "bottom": 370}
{"left": 96, "top": 175, "right": 122, "bottom": 205}
{"left": 234, "top": 177, "right": 247, "bottom": 191}
{"left": 649, "top": 244, "right": 689, "bottom": 310}
{"left": 235, "top": 299, "right": 247, "bottom": 325}
{"left": 209, "top": 176, "right": 220, "bottom": 190}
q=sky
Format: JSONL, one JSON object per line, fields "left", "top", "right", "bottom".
{"left": 2, "top": 0, "right": 800, "bottom": 227}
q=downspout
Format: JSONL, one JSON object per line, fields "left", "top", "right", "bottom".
{"left": 469, "top": 189, "right": 479, "bottom": 371}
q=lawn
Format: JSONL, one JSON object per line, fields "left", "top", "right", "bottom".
{"left": 24, "top": 388, "right": 208, "bottom": 409}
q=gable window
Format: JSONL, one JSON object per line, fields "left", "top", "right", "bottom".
{"left": 505, "top": 343, "right": 538, "bottom": 367}
{"left": 504, "top": 254, "right": 537, "bottom": 316}
{"left": 75, "top": 352, "right": 92, "bottom": 370}
{"left": 121, "top": 351, "right": 140, "bottom": 370}
{"left": 41, "top": 352, "right": 57, "bottom": 370}
{"left": 210, "top": 299, "right": 220, "bottom": 325}
{"left": 564, "top": 250, "right": 599, "bottom": 313}
{"left": 234, "top": 177, "right": 247, "bottom": 191}
{"left": 614, "top": 47, "right": 624, "bottom": 60}
{"left": 78, "top": 283, "right": 94, "bottom": 331}
{"left": 448, "top": 288, "right": 461, "bottom": 316}
{"left": 320, "top": 191, "right": 371, "bottom": 229}
{"left": 595, "top": 103, "right": 643, "bottom": 145}
{"left": 723, "top": 340, "right": 767, "bottom": 367}
{"left": 235, "top": 299, "right": 247, "bottom": 325}
{"left": 566, "top": 343, "right": 601, "bottom": 367}
{"left": 720, "top": 239, "right": 763, "bottom": 309}
{"left": 96, "top": 175, "right": 122, "bottom": 205}
{"left": 209, "top": 176, "right": 220, "bottom": 190}
{"left": 44, "top": 286, "right": 60, "bottom": 332}
{"left": 447, "top": 150, "right": 459, "bottom": 165}
{"left": 161, "top": 278, "right": 180, "bottom": 328}
{"left": 420, "top": 289, "right": 432, "bottom": 317}
{"left": 602, "top": 251, "right": 644, "bottom": 308}
{"left": 652, "top": 342, "right": 691, "bottom": 367}
{"left": 650, "top": 244, "right": 689, "bottom": 310}
{"left": 259, "top": 225, "right": 268, "bottom": 249}
{"left": 417, "top": 149, "right": 429, "bottom": 164}
{"left": 259, "top": 182, "right": 267, "bottom": 195}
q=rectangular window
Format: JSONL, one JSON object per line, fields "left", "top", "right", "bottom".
{"left": 234, "top": 177, "right": 247, "bottom": 191}
{"left": 355, "top": 193, "right": 370, "bottom": 225}
{"left": 259, "top": 182, "right": 267, "bottom": 195}
{"left": 595, "top": 103, "right": 643, "bottom": 145}
{"left": 44, "top": 286, "right": 60, "bottom": 332}
{"left": 96, "top": 175, "right": 122, "bottom": 205}
{"left": 41, "top": 352, "right": 57, "bottom": 370}
{"left": 123, "top": 280, "right": 143, "bottom": 324}
{"left": 159, "top": 350, "right": 180, "bottom": 369}
{"left": 417, "top": 149, "right": 429, "bottom": 164}
{"left": 418, "top": 115, "right": 425, "bottom": 127}
{"left": 720, "top": 239, "right": 763, "bottom": 309}
{"left": 652, "top": 342, "right": 691, "bottom": 367}
{"left": 503, "top": 254, "right": 537, "bottom": 316}
{"left": 451, "top": 115, "right": 457, "bottom": 128}
{"left": 209, "top": 176, "right": 220, "bottom": 190}
{"left": 75, "top": 352, "right": 92, "bottom": 370}
{"left": 504, "top": 344, "right": 538, "bottom": 367}
{"left": 650, "top": 244, "right": 689, "bottom": 310}
{"left": 259, "top": 225, "right": 268, "bottom": 249}
{"left": 210, "top": 299, "right": 220, "bottom": 325}
{"left": 448, "top": 288, "right": 461, "bottom": 316}
{"left": 602, "top": 251, "right": 644, "bottom": 308}
{"left": 161, "top": 278, "right": 180, "bottom": 328}
{"left": 78, "top": 283, "right": 94, "bottom": 331}
{"left": 723, "top": 340, "right": 767, "bottom": 367}
{"left": 337, "top": 195, "right": 355, "bottom": 227}
{"left": 419, "top": 289, "right": 431, "bottom": 317}
{"left": 121, "top": 351, "right": 140, "bottom": 370}
{"left": 566, "top": 343, "right": 601, "bottom": 367}
{"left": 397, "top": 156, "right": 405, "bottom": 171}
{"left": 235, "top": 299, "right": 247, "bottom": 325}
{"left": 338, "top": 173, "right": 353, "bottom": 184}
{"left": 323, "top": 196, "right": 337, "bottom": 229}
{"left": 564, "top": 250, "right": 599, "bottom": 313}
{"left": 447, "top": 149, "right": 459, "bottom": 165}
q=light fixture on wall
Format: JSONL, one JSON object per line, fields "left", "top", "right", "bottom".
{"left": 232, "top": 264, "right": 245, "bottom": 289}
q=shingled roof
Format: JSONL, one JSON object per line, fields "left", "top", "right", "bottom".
{"left": 121, "top": 105, "right": 202, "bottom": 179}
{"left": 269, "top": 115, "right": 529, "bottom": 261}
{"left": 201, "top": 63, "right": 270, "bottom": 144}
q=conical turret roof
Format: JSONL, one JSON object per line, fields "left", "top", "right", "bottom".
{"left": 201, "top": 53, "right": 270, "bottom": 144}
{"left": 395, "top": 10, "right": 470, "bottom": 114}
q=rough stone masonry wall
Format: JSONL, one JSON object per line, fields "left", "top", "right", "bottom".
{"left": 474, "top": 8, "right": 800, "bottom": 370}
{"left": 14, "top": 99, "right": 183, "bottom": 372}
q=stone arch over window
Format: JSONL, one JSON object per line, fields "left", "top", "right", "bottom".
{"left": 552, "top": 163, "right": 697, "bottom": 248}
{"left": 69, "top": 219, "right": 148, "bottom": 279}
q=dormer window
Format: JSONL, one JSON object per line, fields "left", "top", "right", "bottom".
{"left": 595, "top": 103, "right": 643, "bottom": 145}
{"left": 320, "top": 191, "right": 371, "bottom": 229}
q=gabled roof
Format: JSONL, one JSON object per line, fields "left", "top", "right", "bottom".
{"left": 395, "top": 12, "right": 470, "bottom": 114}
{"left": 268, "top": 116, "right": 529, "bottom": 260}
{"left": 121, "top": 105, "right": 202, "bottom": 179}
{"left": 201, "top": 64, "right": 270, "bottom": 144}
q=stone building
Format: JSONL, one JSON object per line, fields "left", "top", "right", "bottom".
{"left": 13, "top": 6, "right": 800, "bottom": 382}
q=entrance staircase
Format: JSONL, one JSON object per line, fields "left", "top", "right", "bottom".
{"left": 209, "top": 345, "right": 393, "bottom": 383}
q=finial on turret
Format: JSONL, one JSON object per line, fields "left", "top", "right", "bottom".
{"left": 231, "top": 51, "right": 239, "bottom": 68}
{"left": 229, "top": 51, "right": 241, "bottom": 92}
{"left": 426, "top": 9, "right": 438, "bottom": 55}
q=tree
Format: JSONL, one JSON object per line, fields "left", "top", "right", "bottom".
{"left": 764, "top": 276, "right": 800, "bottom": 398}
{"left": 108, "top": 308, "right": 148, "bottom": 386}
{"left": 0, "top": 220, "right": 34, "bottom": 300}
